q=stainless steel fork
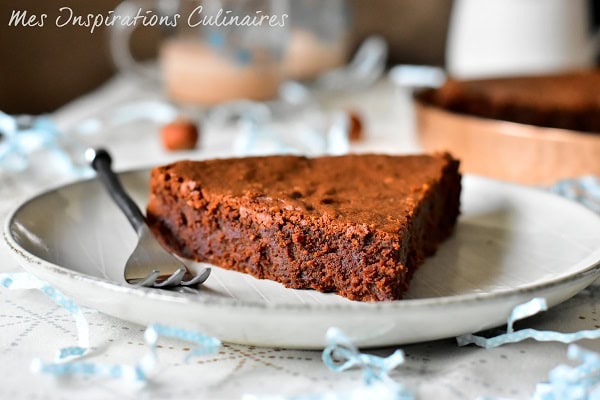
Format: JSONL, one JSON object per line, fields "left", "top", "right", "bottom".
{"left": 88, "top": 148, "right": 210, "bottom": 288}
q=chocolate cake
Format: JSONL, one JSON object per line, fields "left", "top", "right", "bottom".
{"left": 146, "top": 154, "right": 461, "bottom": 301}
{"left": 418, "top": 70, "right": 600, "bottom": 132}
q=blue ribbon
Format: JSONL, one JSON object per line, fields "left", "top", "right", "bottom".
{"left": 0, "top": 112, "right": 88, "bottom": 175}
{"left": 244, "top": 327, "right": 414, "bottom": 400}
{"left": 321, "top": 327, "right": 414, "bottom": 399}
{"left": 1, "top": 272, "right": 89, "bottom": 357}
{"left": 456, "top": 297, "right": 600, "bottom": 398}
{"left": 549, "top": 176, "right": 600, "bottom": 214}
{"left": 1, "top": 272, "right": 221, "bottom": 382}
{"left": 534, "top": 345, "right": 600, "bottom": 400}
{"left": 31, "top": 322, "right": 222, "bottom": 383}
{"left": 457, "top": 298, "right": 600, "bottom": 348}
{"left": 322, "top": 327, "right": 405, "bottom": 384}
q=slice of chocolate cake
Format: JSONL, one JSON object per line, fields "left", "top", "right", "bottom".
{"left": 146, "top": 154, "right": 461, "bottom": 301}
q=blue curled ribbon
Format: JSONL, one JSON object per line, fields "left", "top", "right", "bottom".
{"left": 243, "top": 328, "right": 414, "bottom": 400}
{"left": 31, "top": 322, "right": 222, "bottom": 383}
{"left": 321, "top": 327, "right": 414, "bottom": 399}
{"left": 534, "top": 345, "right": 600, "bottom": 400}
{"left": 549, "top": 176, "right": 600, "bottom": 214}
{"left": 30, "top": 359, "right": 146, "bottom": 382}
{"left": 0, "top": 112, "right": 88, "bottom": 175}
{"left": 0, "top": 112, "right": 24, "bottom": 170}
{"left": 138, "top": 323, "right": 222, "bottom": 373}
{"left": 457, "top": 298, "right": 600, "bottom": 348}
{"left": 1, "top": 272, "right": 89, "bottom": 358}
{"left": 0, "top": 272, "right": 221, "bottom": 382}
{"left": 322, "top": 327, "right": 405, "bottom": 384}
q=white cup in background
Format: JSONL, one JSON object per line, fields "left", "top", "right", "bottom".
{"left": 446, "top": 0, "right": 600, "bottom": 79}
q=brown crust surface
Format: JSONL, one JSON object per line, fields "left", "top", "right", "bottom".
{"left": 146, "top": 154, "right": 461, "bottom": 301}
{"left": 418, "top": 70, "right": 600, "bottom": 133}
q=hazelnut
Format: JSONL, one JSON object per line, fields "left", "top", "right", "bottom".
{"left": 161, "top": 118, "right": 199, "bottom": 151}
{"left": 347, "top": 110, "right": 364, "bottom": 141}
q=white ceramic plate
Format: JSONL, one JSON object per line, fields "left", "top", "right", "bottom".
{"left": 4, "top": 171, "right": 600, "bottom": 349}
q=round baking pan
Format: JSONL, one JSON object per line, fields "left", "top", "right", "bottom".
{"left": 414, "top": 97, "right": 600, "bottom": 185}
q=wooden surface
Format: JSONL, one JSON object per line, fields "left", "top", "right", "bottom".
{"left": 415, "top": 100, "right": 600, "bottom": 185}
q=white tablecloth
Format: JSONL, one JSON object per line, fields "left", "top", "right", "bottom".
{"left": 1, "top": 75, "right": 599, "bottom": 400}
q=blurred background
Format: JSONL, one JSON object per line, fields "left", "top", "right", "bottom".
{"left": 0, "top": 0, "right": 458, "bottom": 113}
{"left": 2, "top": 0, "right": 599, "bottom": 114}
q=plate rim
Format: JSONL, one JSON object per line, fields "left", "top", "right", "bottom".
{"left": 5, "top": 168, "right": 600, "bottom": 313}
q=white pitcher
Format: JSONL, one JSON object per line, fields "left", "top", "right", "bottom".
{"left": 446, "top": 0, "right": 600, "bottom": 79}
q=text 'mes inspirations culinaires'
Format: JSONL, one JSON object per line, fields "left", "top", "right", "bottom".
{"left": 8, "top": 6, "right": 288, "bottom": 33}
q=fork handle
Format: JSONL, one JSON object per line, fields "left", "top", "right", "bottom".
{"left": 90, "top": 148, "right": 146, "bottom": 233}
